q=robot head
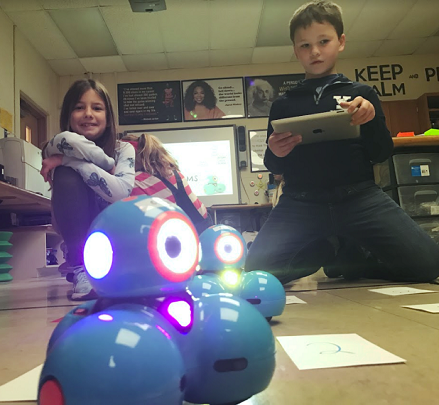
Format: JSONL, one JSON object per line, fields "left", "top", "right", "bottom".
{"left": 83, "top": 196, "right": 199, "bottom": 298}
{"left": 198, "top": 225, "right": 247, "bottom": 273}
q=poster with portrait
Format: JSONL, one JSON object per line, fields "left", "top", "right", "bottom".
{"left": 117, "top": 81, "right": 182, "bottom": 125}
{"left": 248, "top": 129, "right": 268, "bottom": 172}
{"left": 181, "top": 78, "right": 245, "bottom": 122}
{"left": 244, "top": 74, "right": 306, "bottom": 118}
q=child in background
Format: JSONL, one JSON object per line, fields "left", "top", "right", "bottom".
{"left": 40, "top": 79, "right": 135, "bottom": 300}
{"left": 122, "top": 133, "right": 211, "bottom": 234}
{"left": 245, "top": 0, "right": 439, "bottom": 284}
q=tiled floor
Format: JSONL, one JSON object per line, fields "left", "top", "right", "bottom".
{"left": 1, "top": 270, "right": 439, "bottom": 405}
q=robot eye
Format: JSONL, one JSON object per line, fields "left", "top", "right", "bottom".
{"left": 83, "top": 231, "right": 114, "bottom": 279}
{"left": 149, "top": 211, "right": 198, "bottom": 282}
{"left": 214, "top": 232, "right": 244, "bottom": 264}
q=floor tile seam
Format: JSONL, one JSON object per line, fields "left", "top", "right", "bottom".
{"left": 327, "top": 293, "right": 439, "bottom": 331}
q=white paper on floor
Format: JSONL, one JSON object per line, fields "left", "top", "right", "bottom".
{"left": 368, "top": 287, "right": 437, "bottom": 296}
{"left": 277, "top": 333, "right": 405, "bottom": 370}
{"left": 0, "top": 365, "right": 42, "bottom": 402}
{"left": 402, "top": 303, "right": 439, "bottom": 313}
{"left": 286, "top": 295, "right": 306, "bottom": 305}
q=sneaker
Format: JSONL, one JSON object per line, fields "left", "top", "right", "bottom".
{"left": 71, "top": 266, "right": 97, "bottom": 301}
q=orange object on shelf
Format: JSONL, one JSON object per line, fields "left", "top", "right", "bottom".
{"left": 396, "top": 132, "right": 415, "bottom": 137}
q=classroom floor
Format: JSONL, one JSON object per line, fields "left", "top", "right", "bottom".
{"left": 1, "top": 270, "right": 439, "bottom": 405}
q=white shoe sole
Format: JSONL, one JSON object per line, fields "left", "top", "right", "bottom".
{"left": 71, "top": 289, "right": 97, "bottom": 301}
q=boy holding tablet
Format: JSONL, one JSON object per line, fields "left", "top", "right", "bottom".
{"left": 245, "top": 0, "right": 439, "bottom": 284}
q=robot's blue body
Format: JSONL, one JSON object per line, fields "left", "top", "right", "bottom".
{"left": 38, "top": 196, "right": 276, "bottom": 405}
{"left": 189, "top": 225, "right": 286, "bottom": 321}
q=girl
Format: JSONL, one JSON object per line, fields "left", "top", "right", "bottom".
{"left": 41, "top": 79, "right": 135, "bottom": 300}
{"left": 183, "top": 80, "right": 225, "bottom": 120}
{"left": 122, "top": 133, "right": 211, "bottom": 234}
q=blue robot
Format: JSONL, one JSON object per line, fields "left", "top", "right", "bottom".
{"left": 189, "top": 224, "right": 286, "bottom": 321}
{"left": 38, "top": 196, "right": 275, "bottom": 405}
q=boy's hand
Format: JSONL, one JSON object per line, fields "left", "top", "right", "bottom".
{"left": 340, "top": 96, "right": 375, "bottom": 126}
{"left": 268, "top": 132, "right": 302, "bottom": 157}
{"left": 41, "top": 154, "right": 63, "bottom": 184}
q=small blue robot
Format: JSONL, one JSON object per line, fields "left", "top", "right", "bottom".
{"left": 189, "top": 225, "right": 286, "bottom": 321}
{"left": 38, "top": 196, "right": 275, "bottom": 405}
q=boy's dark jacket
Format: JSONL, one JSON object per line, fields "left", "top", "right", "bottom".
{"left": 264, "top": 73, "right": 393, "bottom": 192}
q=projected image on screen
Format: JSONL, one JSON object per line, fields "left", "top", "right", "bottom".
{"left": 125, "top": 125, "right": 241, "bottom": 206}
{"left": 163, "top": 141, "right": 234, "bottom": 197}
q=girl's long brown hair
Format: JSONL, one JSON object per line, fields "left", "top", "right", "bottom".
{"left": 122, "top": 133, "right": 179, "bottom": 178}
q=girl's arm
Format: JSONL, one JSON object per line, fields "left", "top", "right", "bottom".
{"left": 61, "top": 142, "right": 135, "bottom": 203}
{"left": 44, "top": 131, "right": 115, "bottom": 171}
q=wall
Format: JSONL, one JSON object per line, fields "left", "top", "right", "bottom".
{"left": 59, "top": 53, "right": 439, "bottom": 205}
{"left": 0, "top": 9, "right": 14, "bottom": 133}
{"left": 0, "top": 8, "right": 58, "bottom": 141}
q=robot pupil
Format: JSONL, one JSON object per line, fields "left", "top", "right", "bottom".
{"left": 224, "top": 244, "right": 232, "bottom": 254}
{"left": 165, "top": 236, "right": 181, "bottom": 258}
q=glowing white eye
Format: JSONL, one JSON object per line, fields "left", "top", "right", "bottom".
{"left": 149, "top": 212, "right": 198, "bottom": 282}
{"left": 84, "top": 231, "right": 113, "bottom": 279}
{"left": 214, "top": 232, "right": 244, "bottom": 264}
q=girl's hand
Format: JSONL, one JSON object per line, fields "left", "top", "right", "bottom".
{"left": 268, "top": 131, "right": 302, "bottom": 157}
{"left": 41, "top": 155, "right": 63, "bottom": 184}
{"left": 340, "top": 97, "right": 375, "bottom": 126}
{"left": 109, "top": 166, "right": 116, "bottom": 175}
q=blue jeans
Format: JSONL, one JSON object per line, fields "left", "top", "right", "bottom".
{"left": 245, "top": 181, "right": 439, "bottom": 284}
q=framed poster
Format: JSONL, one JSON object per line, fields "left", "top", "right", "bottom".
{"left": 244, "top": 73, "right": 306, "bottom": 118}
{"left": 248, "top": 129, "right": 268, "bottom": 172}
{"left": 182, "top": 77, "right": 245, "bottom": 122}
{"left": 117, "top": 81, "right": 182, "bottom": 125}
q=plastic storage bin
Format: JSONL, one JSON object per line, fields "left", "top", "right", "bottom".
{"left": 393, "top": 153, "right": 439, "bottom": 185}
{"left": 415, "top": 218, "right": 439, "bottom": 245}
{"left": 398, "top": 185, "right": 439, "bottom": 217}
{"left": 373, "top": 159, "right": 391, "bottom": 188}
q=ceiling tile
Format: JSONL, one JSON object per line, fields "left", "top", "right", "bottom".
{"left": 101, "top": 6, "right": 164, "bottom": 54}
{"left": 7, "top": 10, "right": 77, "bottom": 60}
{"left": 389, "top": 0, "right": 439, "bottom": 39}
{"left": 252, "top": 46, "right": 292, "bottom": 64}
{"left": 48, "top": 58, "right": 87, "bottom": 75}
{"left": 49, "top": 8, "right": 118, "bottom": 58}
{"left": 158, "top": 0, "right": 209, "bottom": 52}
{"left": 98, "top": 0, "right": 129, "bottom": 5}
{"left": 0, "top": 0, "right": 42, "bottom": 11}
{"left": 167, "top": 50, "right": 209, "bottom": 69}
{"left": 347, "top": 0, "right": 417, "bottom": 41}
{"left": 122, "top": 53, "right": 168, "bottom": 71}
{"left": 256, "top": 0, "right": 304, "bottom": 47}
{"left": 40, "top": 0, "right": 99, "bottom": 9}
{"left": 338, "top": 40, "right": 383, "bottom": 59}
{"left": 413, "top": 37, "right": 439, "bottom": 55}
{"left": 374, "top": 38, "right": 426, "bottom": 57}
{"left": 335, "top": 0, "right": 368, "bottom": 35}
{"left": 209, "top": 0, "right": 263, "bottom": 50}
{"left": 80, "top": 55, "right": 127, "bottom": 73}
{"left": 210, "top": 48, "right": 253, "bottom": 67}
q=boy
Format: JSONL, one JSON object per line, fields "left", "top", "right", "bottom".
{"left": 244, "top": 0, "right": 439, "bottom": 284}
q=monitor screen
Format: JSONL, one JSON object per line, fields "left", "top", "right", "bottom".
{"left": 124, "top": 126, "right": 241, "bottom": 207}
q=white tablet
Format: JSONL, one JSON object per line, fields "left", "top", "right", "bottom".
{"left": 271, "top": 109, "right": 360, "bottom": 145}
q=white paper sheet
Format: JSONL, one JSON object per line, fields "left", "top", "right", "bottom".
{"left": 0, "top": 365, "right": 42, "bottom": 402}
{"left": 286, "top": 295, "right": 306, "bottom": 305}
{"left": 368, "top": 287, "right": 437, "bottom": 296}
{"left": 402, "top": 303, "right": 439, "bottom": 313}
{"left": 277, "top": 334, "right": 405, "bottom": 370}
